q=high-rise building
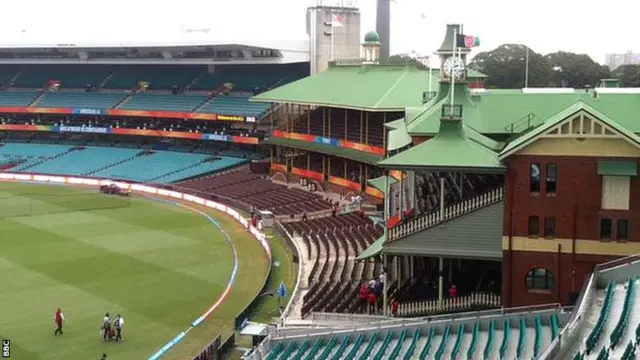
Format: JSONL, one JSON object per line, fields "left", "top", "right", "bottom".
{"left": 605, "top": 50, "right": 640, "bottom": 70}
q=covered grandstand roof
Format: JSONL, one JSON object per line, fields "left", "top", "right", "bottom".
{"left": 252, "top": 64, "right": 487, "bottom": 111}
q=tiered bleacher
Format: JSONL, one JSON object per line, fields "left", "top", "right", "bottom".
{"left": 178, "top": 170, "right": 333, "bottom": 216}
{"left": 292, "top": 108, "right": 385, "bottom": 147}
{"left": 0, "top": 143, "right": 247, "bottom": 183}
{"left": 259, "top": 309, "right": 565, "bottom": 360}
{"left": 0, "top": 63, "right": 308, "bottom": 118}
{"left": 282, "top": 213, "right": 383, "bottom": 317}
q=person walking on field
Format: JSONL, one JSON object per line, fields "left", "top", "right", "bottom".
{"left": 102, "top": 313, "right": 112, "bottom": 342}
{"left": 114, "top": 314, "right": 124, "bottom": 342}
{"left": 54, "top": 308, "right": 65, "bottom": 336}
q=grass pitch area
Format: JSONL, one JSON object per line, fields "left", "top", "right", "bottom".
{"left": 0, "top": 182, "right": 269, "bottom": 360}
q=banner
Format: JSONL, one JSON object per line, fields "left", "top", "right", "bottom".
{"left": 0, "top": 124, "right": 259, "bottom": 145}
{"left": 0, "top": 106, "right": 248, "bottom": 122}
{"left": 291, "top": 167, "right": 324, "bottom": 182}
{"left": 272, "top": 130, "right": 386, "bottom": 156}
{"left": 328, "top": 176, "right": 362, "bottom": 192}
{"left": 365, "top": 186, "right": 384, "bottom": 199}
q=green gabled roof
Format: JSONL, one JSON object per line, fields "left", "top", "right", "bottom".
{"left": 262, "top": 136, "right": 382, "bottom": 164}
{"left": 499, "top": 101, "right": 640, "bottom": 159}
{"left": 356, "top": 234, "right": 386, "bottom": 260}
{"left": 367, "top": 175, "right": 397, "bottom": 191}
{"left": 379, "top": 120, "right": 505, "bottom": 172}
{"left": 407, "top": 89, "right": 640, "bottom": 136}
{"left": 384, "top": 118, "right": 406, "bottom": 129}
{"left": 251, "top": 65, "right": 487, "bottom": 111}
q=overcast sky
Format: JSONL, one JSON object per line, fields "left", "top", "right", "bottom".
{"left": 0, "top": 0, "right": 636, "bottom": 63}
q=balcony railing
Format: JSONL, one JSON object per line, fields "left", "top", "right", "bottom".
{"left": 390, "top": 187, "right": 504, "bottom": 241}
{"left": 398, "top": 292, "right": 502, "bottom": 317}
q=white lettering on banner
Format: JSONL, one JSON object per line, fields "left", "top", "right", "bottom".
{"left": 0, "top": 172, "right": 271, "bottom": 260}
{"left": 76, "top": 109, "right": 101, "bottom": 115}
{"left": 59, "top": 126, "right": 108, "bottom": 134}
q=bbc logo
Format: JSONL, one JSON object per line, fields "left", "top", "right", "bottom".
{"left": 1, "top": 339, "right": 9, "bottom": 358}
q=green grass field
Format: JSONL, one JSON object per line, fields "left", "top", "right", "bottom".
{"left": 0, "top": 182, "right": 271, "bottom": 360}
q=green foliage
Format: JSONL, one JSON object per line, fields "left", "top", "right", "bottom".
{"left": 613, "top": 64, "right": 640, "bottom": 87}
{"left": 469, "top": 45, "right": 613, "bottom": 88}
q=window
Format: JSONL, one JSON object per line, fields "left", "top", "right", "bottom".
{"left": 600, "top": 218, "right": 613, "bottom": 240}
{"left": 544, "top": 217, "right": 556, "bottom": 238}
{"left": 617, "top": 219, "right": 629, "bottom": 241}
{"left": 528, "top": 216, "right": 539, "bottom": 237}
{"left": 601, "top": 176, "right": 631, "bottom": 210}
{"left": 546, "top": 164, "right": 557, "bottom": 194}
{"left": 525, "top": 268, "right": 555, "bottom": 291}
{"left": 530, "top": 163, "right": 541, "bottom": 193}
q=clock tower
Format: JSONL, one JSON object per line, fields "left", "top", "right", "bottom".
{"left": 436, "top": 24, "right": 470, "bottom": 83}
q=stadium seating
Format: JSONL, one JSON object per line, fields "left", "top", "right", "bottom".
{"left": 585, "top": 282, "right": 615, "bottom": 353}
{"left": 149, "top": 157, "right": 248, "bottom": 183}
{"left": 12, "top": 65, "right": 113, "bottom": 88}
{"left": 178, "top": 170, "right": 334, "bottom": 216}
{"left": 26, "top": 146, "right": 140, "bottom": 175}
{"left": 263, "top": 313, "right": 561, "bottom": 360}
{"left": 282, "top": 213, "right": 383, "bottom": 316}
{"left": 36, "top": 92, "right": 126, "bottom": 108}
{"left": 0, "top": 90, "right": 40, "bottom": 106}
{"left": 0, "top": 66, "right": 20, "bottom": 86}
{"left": 196, "top": 94, "right": 272, "bottom": 117}
{"left": 118, "top": 93, "right": 208, "bottom": 112}
{"left": 292, "top": 108, "right": 385, "bottom": 147}
{"left": 0, "top": 143, "right": 71, "bottom": 170}
{"left": 103, "top": 66, "right": 202, "bottom": 90}
{"left": 190, "top": 65, "right": 291, "bottom": 91}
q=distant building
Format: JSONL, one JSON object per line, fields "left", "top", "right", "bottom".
{"left": 605, "top": 50, "right": 640, "bottom": 70}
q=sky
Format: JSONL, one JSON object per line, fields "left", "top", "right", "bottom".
{"left": 0, "top": 0, "right": 637, "bottom": 64}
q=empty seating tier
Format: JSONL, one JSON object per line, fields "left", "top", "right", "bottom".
{"left": 196, "top": 95, "right": 271, "bottom": 117}
{"left": 0, "top": 90, "right": 40, "bottom": 106}
{"left": 37, "top": 92, "right": 126, "bottom": 108}
{"left": 118, "top": 94, "right": 208, "bottom": 112}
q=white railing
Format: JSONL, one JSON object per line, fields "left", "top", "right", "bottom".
{"left": 276, "top": 222, "right": 304, "bottom": 321}
{"left": 390, "top": 187, "right": 504, "bottom": 241}
{"left": 397, "top": 292, "right": 501, "bottom": 317}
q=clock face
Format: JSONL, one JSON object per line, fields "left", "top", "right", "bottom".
{"left": 443, "top": 57, "right": 466, "bottom": 79}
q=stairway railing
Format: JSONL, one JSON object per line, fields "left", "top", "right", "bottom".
{"left": 389, "top": 187, "right": 504, "bottom": 241}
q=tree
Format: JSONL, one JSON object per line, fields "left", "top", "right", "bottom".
{"left": 388, "top": 54, "right": 428, "bottom": 69}
{"left": 545, "top": 52, "right": 610, "bottom": 88}
{"left": 469, "top": 44, "right": 552, "bottom": 88}
{"left": 613, "top": 64, "right": 640, "bottom": 87}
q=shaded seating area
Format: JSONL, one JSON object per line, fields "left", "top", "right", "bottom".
{"left": 178, "top": 170, "right": 333, "bottom": 216}
{"left": 12, "top": 65, "right": 114, "bottom": 88}
{"left": 103, "top": 66, "right": 202, "bottom": 90}
{"left": 282, "top": 213, "right": 383, "bottom": 317}
{"left": 196, "top": 95, "right": 272, "bottom": 117}
{"left": 36, "top": 92, "right": 126, "bottom": 108}
{"left": 0, "top": 90, "right": 40, "bottom": 106}
{"left": 291, "top": 108, "right": 385, "bottom": 147}
{"left": 118, "top": 94, "right": 208, "bottom": 112}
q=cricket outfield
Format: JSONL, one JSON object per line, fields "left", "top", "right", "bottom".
{"left": 0, "top": 182, "right": 270, "bottom": 360}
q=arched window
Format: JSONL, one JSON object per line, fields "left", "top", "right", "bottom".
{"left": 525, "top": 268, "right": 555, "bottom": 291}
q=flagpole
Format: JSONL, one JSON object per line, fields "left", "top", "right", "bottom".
{"left": 525, "top": 46, "right": 530, "bottom": 88}
{"left": 330, "top": 13, "right": 335, "bottom": 61}
{"left": 427, "top": 55, "right": 432, "bottom": 97}
{"left": 450, "top": 29, "right": 457, "bottom": 109}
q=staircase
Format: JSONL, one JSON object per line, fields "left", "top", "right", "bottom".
{"left": 84, "top": 150, "right": 151, "bottom": 176}
{"left": 15, "top": 147, "right": 79, "bottom": 172}
{"left": 113, "top": 94, "right": 132, "bottom": 109}
{"left": 389, "top": 187, "right": 504, "bottom": 241}
{"left": 185, "top": 73, "right": 207, "bottom": 89}
{"left": 504, "top": 113, "right": 536, "bottom": 140}
{"left": 28, "top": 92, "right": 46, "bottom": 106}
{"left": 99, "top": 72, "right": 116, "bottom": 88}
{"left": 192, "top": 97, "right": 214, "bottom": 113}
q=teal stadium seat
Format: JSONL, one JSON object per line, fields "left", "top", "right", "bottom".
{"left": 277, "top": 341, "right": 297, "bottom": 360}
{"left": 344, "top": 334, "right": 364, "bottom": 360}
{"left": 450, "top": 324, "right": 465, "bottom": 360}
{"left": 434, "top": 325, "right": 451, "bottom": 360}
{"left": 484, "top": 320, "right": 496, "bottom": 360}
{"left": 36, "top": 92, "right": 126, "bottom": 108}
{"left": 0, "top": 143, "right": 71, "bottom": 170}
{"left": 515, "top": 317, "right": 527, "bottom": 359}
{"left": 418, "top": 327, "right": 436, "bottom": 360}
{"left": 388, "top": 328, "right": 407, "bottom": 360}
{"left": 358, "top": 332, "right": 379, "bottom": 359}
{"left": 402, "top": 328, "right": 423, "bottom": 360}
{"left": 0, "top": 90, "right": 40, "bottom": 106}
{"left": 467, "top": 321, "right": 481, "bottom": 360}
{"left": 104, "top": 66, "right": 201, "bottom": 90}
{"left": 189, "top": 66, "right": 289, "bottom": 91}
{"left": 533, "top": 315, "right": 543, "bottom": 357}
{"left": 91, "top": 151, "right": 211, "bottom": 182}
{"left": 150, "top": 157, "right": 248, "bottom": 183}
{"left": 373, "top": 331, "right": 392, "bottom": 359}
{"left": 586, "top": 281, "right": 616, "bottom": 353}
{"left": 119, "top": 94, "right": 207, "bottom": 112}
{"left": 0, "top": 66, "right": 20, "bottom": 86}
{"left": 196, "top": 94, "right": 271, "bottom": 117}
{"left": 291, "top": 339, "right": 311, "bottom": 360}
{"left": 13, "top": 65, "right": 113, "bottom": 88}
{"left": 265, "top": 343, "right": 283, "bottom": 360}
{"left": 320, "top": 336, "right": 347, "bottom": 360}
{"left": 499, "top": 320, "right": 511, "bottom": 360}
{"left": 25, "top": 147, "right": 139, "bottom": 175}
{"left": 609, "top": 277, "right": 636, "bottom": 348}
{"left": 303, "top": 338, "right": 326, "bottom": 360}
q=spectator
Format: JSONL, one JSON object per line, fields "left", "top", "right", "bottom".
{"left": 368, "top": 291, "right": 378, "bottom": 314}
{"left": 448, "top": 284, "right": 458, "bottom": 298}
{"left": 359, "top": 283, "right": 369, "bottom": 313}
{"left": 390, "top": 298, "right": 399, "bottom": 317}
{"left": 302, "top": 212, "right": 307, "bottom": 221}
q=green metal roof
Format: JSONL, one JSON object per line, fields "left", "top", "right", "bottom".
{"left": 379, "top": 120, "right": 505, "bottom": 172}
{"left": 367, "top": 175, "right": 397, "bottom": 191}
{"left": 499, "top": 101, "right": 640, "bottom": 159}
{"left": 252, "top": 65, "right": 487, "bottom": 111}
{"left": 407, "top": 88, "right": 640, "bottom": 136}
{"left": 387, "top": 125, "right": 412, "bottom": 151}
{"left": 356, "top": 234, "right": 386, "bottom": 260}
{"left": 262, "top": 136, "right": 383, "bottom": 165}
{"left": 598, "top": 160, "right": 638, "bottom": 176}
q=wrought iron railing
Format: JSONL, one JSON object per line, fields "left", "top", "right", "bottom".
{"left": 390, "top": 187, "right": 504, "bottom": 241}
